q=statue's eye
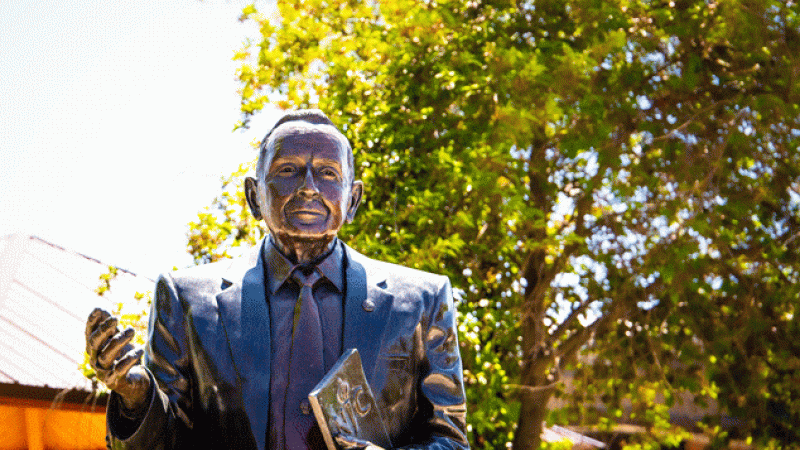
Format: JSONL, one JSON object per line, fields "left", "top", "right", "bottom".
{"left": 320, "top": 168, "right": 338, "bottom": 178}
{"left": 278, "top": 166, "right": 296, "bottom": 174}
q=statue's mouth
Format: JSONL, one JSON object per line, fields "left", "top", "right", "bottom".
{"left": 286, "top": 201, "right": 327, "bottom": 222}
{"left": 292, "top": 209, "right": 324, "bottom": 218}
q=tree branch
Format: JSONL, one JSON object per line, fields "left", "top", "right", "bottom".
{"left": 546, "top": 296, "right": 596, "bottom": 349}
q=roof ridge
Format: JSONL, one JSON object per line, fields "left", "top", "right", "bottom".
{"left": 21, "top": 234, "right": 153, "bottom": 282}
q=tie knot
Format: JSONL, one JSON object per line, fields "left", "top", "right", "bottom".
{"left": 291, "top": 266, "right": 322, "bottom": 287}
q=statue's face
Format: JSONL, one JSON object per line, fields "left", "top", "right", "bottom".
{"left": 249, "top": 123, "right": 362, "bottom": 242}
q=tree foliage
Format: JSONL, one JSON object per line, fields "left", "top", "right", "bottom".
{"left": 187, "top": 161, "right": 265, "bottom": 264}
{"left": 188, "top": 0, "right": 800, "bottom": 448}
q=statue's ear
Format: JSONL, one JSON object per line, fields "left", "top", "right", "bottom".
{"left": 244, "top": 177, "right": 263, "bottom": 220}
{"left": 345, "top": 180, "right": 363, "bottom": 223}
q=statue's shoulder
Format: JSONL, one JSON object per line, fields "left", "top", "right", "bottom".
{"left": 166, "top": 243, "right": 262, "bottom": 285}
{"left": 345, "top": 245, "right": 449, "bottom": 293}
{"left": 155, "top": 256, "right": 243, "bottom": 299}
{"left": 162, "top": 257, "right": 233, "bottom": 281}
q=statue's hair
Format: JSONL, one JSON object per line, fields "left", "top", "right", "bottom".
{"left": 256, "top": 109, "right": 355, "bottom": 182}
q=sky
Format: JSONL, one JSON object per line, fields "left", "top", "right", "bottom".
{"left": 1, "top": 0, "right": 281, "bottom": 279}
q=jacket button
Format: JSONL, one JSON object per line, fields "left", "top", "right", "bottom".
{"left": 362, "top": 299, "right": 375, "bottom": 312}
{"left": 300, "top": 399, "right": 311, "bottom": 415}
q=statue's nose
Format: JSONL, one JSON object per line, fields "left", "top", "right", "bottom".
{"left": 298, "top": 169, "right": 319, "bottom": 195}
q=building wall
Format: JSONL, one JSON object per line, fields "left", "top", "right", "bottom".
{"left": 0, "top": 403, "right": 105, "bottom": 450}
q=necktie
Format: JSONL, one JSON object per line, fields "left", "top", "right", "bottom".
{"left": 284, "top": 267, "right": 325, "bottom": 449}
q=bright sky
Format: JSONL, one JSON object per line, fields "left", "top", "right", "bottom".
{"left": 1, "top": 0, "right": 281, "bottom": 279}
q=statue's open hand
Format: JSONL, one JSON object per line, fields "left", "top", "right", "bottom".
{"left": 85, "top": 307, "right": 150, "bottom": 411}
{"left": 333, "top": 433, "right": 385, "bottom": 450}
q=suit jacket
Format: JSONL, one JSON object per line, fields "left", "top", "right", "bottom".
{"left": 107, "top": 239, "right": 469, "bottom": 449}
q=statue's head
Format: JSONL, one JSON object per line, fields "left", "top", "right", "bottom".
{"left": 245, "top": 110, "right": 363, "bottom": 252}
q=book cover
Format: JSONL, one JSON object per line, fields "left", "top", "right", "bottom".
{"left": 308, "top": 348, "right": 392, "bottom": 450}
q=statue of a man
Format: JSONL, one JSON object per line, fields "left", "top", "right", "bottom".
{"left": 86, "top": 110, "right": 469, "bottom": 449}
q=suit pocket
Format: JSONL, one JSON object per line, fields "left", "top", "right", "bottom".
{"left": 380, "top": 310, "right": 421, "bottom": 357}
{"left": 384, "top": 354, "right": 411, "bottom": 373}
{"left": 379, "top": 353, "right": 415, "bottom": 406}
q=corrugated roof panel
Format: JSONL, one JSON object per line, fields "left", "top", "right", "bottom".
{"left": 19, "top": 238, "right": 153, "bottom": 314}
{"left": 0, "top": 322, "right": 57, "bottom": 386}
{"left": 4, "top": 282, "right": 88, "bottom": 359}
{"left": 0, "top": 313, "right": 90, "bottom": 389}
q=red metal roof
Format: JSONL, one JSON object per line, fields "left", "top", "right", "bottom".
{"left": 0, "top": 235, "right": 153, "bottom": 393}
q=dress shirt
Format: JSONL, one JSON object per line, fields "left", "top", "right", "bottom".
{"left": 264, "top": 237, "right": 344, "bottom": 450}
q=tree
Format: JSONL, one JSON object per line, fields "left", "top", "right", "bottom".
{"left": 190, "top": 0, "right": 800, "bottom": 448}
{"left": 187, "top": 161, "right": 264, "bottom": 265}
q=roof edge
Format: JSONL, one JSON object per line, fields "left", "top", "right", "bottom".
{"left": 0, "top": 381, "right": 109, "bottom": 411}
{"left": 1, "top": 233, "right": 154, "bottom": 282}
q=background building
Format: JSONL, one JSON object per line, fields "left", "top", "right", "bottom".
{"left": 0, "top": 235, "right": 152, "bottom": 450}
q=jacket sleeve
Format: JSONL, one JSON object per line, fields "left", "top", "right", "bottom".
{"left": 399, "top": 277, "right": 470, "bottom": 450}
{"left": 106, "top": 273, "right": 194, "bottom": 450}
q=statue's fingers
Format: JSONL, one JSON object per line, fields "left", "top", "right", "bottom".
{"left": 106, "top": 348, "right": 144, "bottom": 388}
{"left": 87, "top": 316, "right": 119, "bottom": 357}
{"left": 97, "top": 327, "right": 136, "bottom": 369}
{"left": 334, "top": 433, "right": 372, "bottom": 449}
{"left": 85, "top": 308, "right": 111, "bottom": 340}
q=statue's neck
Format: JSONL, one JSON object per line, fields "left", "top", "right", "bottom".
{"left": 271, "top": 234, "right": 336, "bottom": 265}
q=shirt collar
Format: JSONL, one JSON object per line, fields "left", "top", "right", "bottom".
{"left": 263, "top": 236, "right": 345, "bottom": 295}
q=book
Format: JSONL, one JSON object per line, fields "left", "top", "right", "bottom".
{"left": 308, "top": 348, "right": 392, "bottom": 450}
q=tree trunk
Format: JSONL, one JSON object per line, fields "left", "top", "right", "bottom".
{"left": 513, "top": 141, "right": 557, "bottom": 450}
{"left": 513, "top": 384, "right": 555, "bottom": 450}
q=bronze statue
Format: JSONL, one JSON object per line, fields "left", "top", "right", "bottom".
{"left": 85, "top": 110, "right": 469, "bottom": 449}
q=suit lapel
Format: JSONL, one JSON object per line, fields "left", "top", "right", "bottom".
{"left": 214, "top": 240, "right": 393, "bottom": 450}
{"left": 216, "top": 239, "right": 270, "bottom": 450}
{"left": 342, "top": 245, "right": 394, "bottom": 382}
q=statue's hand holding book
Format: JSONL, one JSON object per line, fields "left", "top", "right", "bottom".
{"left": 309, "top": 349, "right": 392, "bottom": 450}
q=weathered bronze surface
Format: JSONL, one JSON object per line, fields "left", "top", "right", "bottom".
{"left": 85, "top": 109, "right": 470, "bottom": 450}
